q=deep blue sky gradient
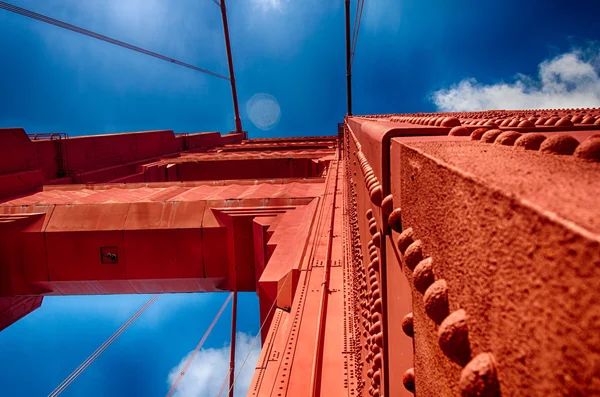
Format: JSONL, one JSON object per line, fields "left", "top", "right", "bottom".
{"left": 1, "top": 0, "right": 600, "bottom": 396}
{"left": 1, "top": 0, "right": 599, "bottom": 138}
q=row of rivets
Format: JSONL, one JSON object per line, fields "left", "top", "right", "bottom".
{"left": 395, "top": 224, "right": 500, "bottom": 396}
{"left": 467, "top": 128, "right": 600, "bottom": 162}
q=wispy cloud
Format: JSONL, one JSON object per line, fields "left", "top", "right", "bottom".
{"left": 432, "top": 46, "right": 600, "bottom": 111}
{"left": 167, "top": 332, "right": 261, "bottom": 397}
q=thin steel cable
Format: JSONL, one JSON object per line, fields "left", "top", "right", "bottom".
{"left": 166, "top": 293, "right": 233, "bottom": 397}
{"left": 216, "top": 270, "right": 292, "bottom": 397}
{"left": 351, "top": 0, "right": 361, "bottom": 53}
{"left": 350, "top": 0, "right": 365, "bottom": 67}
{"left": 0, "top": 1, "right": 230, "bottom": 81}
{"left": 48, "top": 295, "right": 160, "bottom": 397}
{"left": 351, "top": 0, "right": 361, "bottom": 52}
{"left": 354, "top": 0, "right": 365, "bottom": 53}
{"left": 350, "top": 0, "right": 365, "bottom": 66}
{"left": 212, "top": 0, "right": 221, "bottom": 5}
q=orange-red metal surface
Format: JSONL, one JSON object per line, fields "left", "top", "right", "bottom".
{"left": 1, "top": 108, "right": 599, "bottom": 396}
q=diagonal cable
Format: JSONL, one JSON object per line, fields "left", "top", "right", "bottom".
{"left": 0, "top": 1, "right": 230, "bottom": 80}
{"left": 350, "top": 0, "right": 365, "bottom": 67}
{"left": 48, "top": 295, "right": 160, "bottom": 397}
{"left": 165, "top": 293, "right": 233, "bottom": 397}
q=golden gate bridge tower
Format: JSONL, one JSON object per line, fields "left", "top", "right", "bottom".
{"left": 1, "top": 1, "right": 599, "bottom": 396}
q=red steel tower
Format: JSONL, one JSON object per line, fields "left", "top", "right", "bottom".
{"left": 1, "top": 109, "right": 600, "bottom": 396}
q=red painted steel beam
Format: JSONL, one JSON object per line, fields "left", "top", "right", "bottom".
{"left": 1, "top": 109, "right": 599, "bottom": 397}
{"left": 309, "top": 154, "right": 340, "bottom": 396}
{"left": 346, "top": 112, "right": 600, "bottom": 396}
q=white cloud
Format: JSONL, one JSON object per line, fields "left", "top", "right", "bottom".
{"left": 167, "top": 332, "right": 261, "bottom": 397}
{"left": 432, "top": 48, "right": 600, "bottom": 111}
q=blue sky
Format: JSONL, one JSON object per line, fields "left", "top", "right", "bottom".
{"left": 1, "top": 0, "right": 600, "bottom": 396}
{"left": 0, "top": 293, "right": 260, "bottom": 396}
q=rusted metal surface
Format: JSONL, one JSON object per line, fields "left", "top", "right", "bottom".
{"left": 0, "top": 110, "right": 599, "bottom": 396}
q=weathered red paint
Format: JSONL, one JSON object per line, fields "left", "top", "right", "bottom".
{"left": 1, "top": 107, "right": 599, "bottom": 396}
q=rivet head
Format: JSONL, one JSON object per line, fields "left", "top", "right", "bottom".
{"left": 372, "top": 298, "right": 382, "bottom": 314}
{"left": 373, "top": 352, "right": 382, "bottom": 370}
{"left": 381, "top": 194, "right": 393, "bottom": 214}
{"left": 514, "top": 133, "right": 547, "bottom": 150}
{"left": 413, "top": 257, "right": 435, "bottom": 293}
{"left": 373, "top": 332, "right": 383, "bottom": 346}
{"left": 369, "top": 222, "right": 378, "bottom": 235}
{"left": 396, "top": 228, "right": 414, "bottom": 253}
{"left": 366, "top": 175, "right": 377, "bottom": 189}
{"left": 370, "top": 185, "right": 383, "bottom": 207}
{"left": 480, "top": 129, "right": 503, "bottom": 143}
{"left": 459, "top": 353, "right": 500, "bottom": 397}
{"left": 574, "top": 137, "right": 600, "bottom": 162}
{"left": 401, "top": 313, "right": 414, "bottom": 337}
{"left": 388, "top": 208, "right": 402, "bottom": 233}
{"left": 366, "top": 209, "right": 373, "bottom": 220}
{"left": 517, "top": 119, "right": 535, "bottom": 128}
{"left": 470, "top": 128, "right": 490, "bottom": 141}
{"left": 539, "top": 134, "right": 580, "bottom": 155}
{"left": 373, "top": 369, "right": 381, "bottom": 386}
{"left": 369, "top": 258, "right": 380, "bottom": 269}
{"left": 556, "top": 116, "right": 574, "bottom": 127}
{"left": 423, "top": 279, "right": 449, "bottom": 324}
{"left": 372, "top": 232, "right": 382, "bottom": 248}
{"left": 438, "top": 309, "right": 471, "bottom": 366}
{"left": 441, "top": 117, "right": 461, "bottom": 128}
{"left": 494, "top": 130, "right": 522, "bottom": 146}
{"left": 581, "top": 115, "right": 597, "bottom": 124}
{"left": 402, "top": 368, "right": 415, "bottom": 393}
{"left": 370, "top": 280, "right": 380, "bottom": 292}
{"left": 404, "top": 240, "right": 423, "bottom": 271}
{"left": 370, "top": 343, "right": 381, "bottom": 354}
{"left": 449, "top": 126, "right": 470, "bottom": 136}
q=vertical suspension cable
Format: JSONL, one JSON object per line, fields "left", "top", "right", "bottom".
{"left": 345, "top": 0, "right": 353, "bottom": 115}
{"left": 165, "top": 293, "right": 233, "bottom": 397}
{"left": 219, "top": 0, "right": 244, "bottom": 134}
{"left": 48, "top": 295, "right": 159, "bottom": 397}
{"left": 227, "top": 291, "right": 238, "bottom": 397}
{"left": 216, "top": 269, "right": 293, "bottom": 397}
